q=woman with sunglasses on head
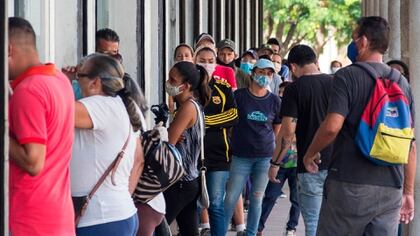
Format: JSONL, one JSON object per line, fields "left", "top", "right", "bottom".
{"left": 71, "top": 53, "right": 145, "bottom": 236}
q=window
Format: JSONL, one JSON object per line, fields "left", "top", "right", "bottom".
{"left": 14, "top": 0, "right": 55, "bottom": 62}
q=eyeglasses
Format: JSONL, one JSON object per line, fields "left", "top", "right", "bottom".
{"left": 76, "top": 72, "right": 94, "bottom": 80}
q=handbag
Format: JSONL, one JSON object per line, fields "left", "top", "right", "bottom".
{"left": 72, "top": 127, "right": 131, "bottom": 226}
{"left": 191, "top": 100, "right": 210, "bottom": 209}
{"left": 133, "top": 112, "right": 185, "bottom": 204}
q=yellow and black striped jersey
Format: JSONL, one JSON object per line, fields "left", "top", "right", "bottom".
{"left": 204, "top": 78, "right": 238, "bottom": 171}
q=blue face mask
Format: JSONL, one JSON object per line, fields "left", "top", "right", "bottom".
{"left": 347, "top": 41, "right": 359, "bottom": 63}
{"left": 240, "top": 62, "right": 254, "bottom": 75}
{"left": 254, "top": 75, "right": 270, "bottom": 88}
{"left": 72, "top": 80, "right": 83, "bottom": 100}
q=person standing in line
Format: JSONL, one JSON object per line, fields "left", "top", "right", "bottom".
{"left": 71, "top": 53, "right": 144, "bottom": 236}
{"left": 194, "top": 45, "right": 239, "bottom": 236}
{"left": 163, "top": 61, "right": 211, "bottom": 236}
{"left": 224, "top": 59, "right": 282, "bottom": 236}
{"left": 268, "top": 44, "right": 333, "bottom": 236}
{"left": 257, "top": 81, "right": 300, "bottom": 236}
{"left": 8, "top": 17, "right": 75, "bottom": 236}
{"left": 303, "top": 16, "right": 416, "bottom": 235}
{"left": 195, "top": 33, "right": 237, "bottom": 89}
{"left": 330, "top": 60, "right": 342, "bottom": 74}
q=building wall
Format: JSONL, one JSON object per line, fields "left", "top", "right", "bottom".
{"left": 8, "top": 0, "right": 263, "bottom": 119}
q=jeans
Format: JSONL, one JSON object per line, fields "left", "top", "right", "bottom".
{"left": 76, "top": 213, "right": 139, "bottom": 236}
{"left": 224, "top": 156, "right": 270, "bottom": 236}
{"left": 297, "top": 170, "right": 327, "bottom": 236}
{"left": 258, "top": 167, "right": 299, "bottom": 232}
{"left": 206, "top": 171, "right": 229, "bottom": 236}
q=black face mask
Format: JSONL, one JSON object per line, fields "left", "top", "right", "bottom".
{"left": 216, "top": 58, "right": 235, "bottom": 69}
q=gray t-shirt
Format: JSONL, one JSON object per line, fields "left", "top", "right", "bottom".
{"left": 327, "top": 62, "right": 414, "bottom": 188}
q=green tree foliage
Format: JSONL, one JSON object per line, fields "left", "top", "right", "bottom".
{"left": 264, "top": 0, "right": 361, "bottom": 57}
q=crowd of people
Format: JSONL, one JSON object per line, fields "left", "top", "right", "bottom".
{"left": 7, "top": 15, "right": 416, "bottom": 236}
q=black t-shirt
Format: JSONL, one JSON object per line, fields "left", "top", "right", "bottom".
{"left": 327, "top": 62, "right": 414, "bottom": 188}
{"left": 281, "top": 74, "right": 333, "bottom": 173}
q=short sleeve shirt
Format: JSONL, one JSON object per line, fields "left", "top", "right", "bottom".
{"left": 281, "top": 74, "right": 333, "bottom": 173}
{"left": 9, "top": 64, "right": 75, "bottom": 236}
{"left": 232, "top": 88, "right": 282, "bottom": 158}
{"left": 71, "top": 96, "right": 137, "bottom": 227}
{"left": 327, "top": 62, "right": 414, "bottom": 188}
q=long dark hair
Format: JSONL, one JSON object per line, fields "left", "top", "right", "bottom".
{"left": 172, "top": 61, "right": 211, "bottom": 106}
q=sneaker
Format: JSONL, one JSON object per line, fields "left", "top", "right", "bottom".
{"left": 280, "top": 193, "right": 287, "bottom": 198}
{"left": 236, "top": 230, "right": 246, "bottom": 236}
{"left": 286, "top": 229, "right": 296, "bottom": 236}
{"left": 200, "top": 228, "right": 211, "bottom": 236}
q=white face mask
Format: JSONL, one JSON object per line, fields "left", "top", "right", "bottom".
{"left": 165, "top": 81, "right": 184, "bottom": 97}
{"left": 197, "top": 63, "right": 216, "bottom": 77}
{"left": 331, "top": 67, "right": 340, "bottom": 74}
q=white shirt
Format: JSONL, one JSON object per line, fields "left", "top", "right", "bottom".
{"left": 71, "top": 95, "right": 137, "bottom": 227}
{"left": 138, "top": 111, "right": 166, "bottom": 214}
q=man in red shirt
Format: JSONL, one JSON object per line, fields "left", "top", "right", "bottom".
{"left": 8, "top": 17, "right": 75, "bottom": 236}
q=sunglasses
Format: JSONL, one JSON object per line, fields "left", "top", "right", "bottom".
{"left": 76, "top": 72, "right": 95, "bottom": 80}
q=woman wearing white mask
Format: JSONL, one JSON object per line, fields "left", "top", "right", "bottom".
{"left": 195, "top": 45, "right": 237, "bottom": 89}
{"left": 163, "top": 61, "right": 211, "bottom": 236}
{"left": 224, "top": 59, "right": 282, "bottom": 236}
{"left": 194, "top": 46, "right": 239, "bottom": 236}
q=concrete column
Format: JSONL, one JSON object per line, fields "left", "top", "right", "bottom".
{"left": 400, "top": 0, "right": 410, "bottom": 64}
{"left": 367, "top": 0, "right": 375, "bottom": 16}
{"left": 374, "top": 0, "right": 380, "bottom": 16}
{"left": 361, "top": 0, "right": 365, "bottom": 17}
{"left": 409, "top": 0, "right": 420, "bottom": 234}
{"left": 380, "top": 0, "right": 388, "bottom": 20}
{"left": 388, "top": 0, "right": 401, "bottom": 60}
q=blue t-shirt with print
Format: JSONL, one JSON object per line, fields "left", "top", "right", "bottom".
{"left": 232, "top": 88, "right": 282, "bottom": 158}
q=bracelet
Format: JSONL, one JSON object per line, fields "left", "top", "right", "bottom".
{"left": 270, "top": 164, "right": 280, "bottom": 168}
{"left": 270, "top": 160, "right": 281, "bottom": 166}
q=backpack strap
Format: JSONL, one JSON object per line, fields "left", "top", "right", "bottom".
{"left": 353, "top": 62, "right": 402, "bottom": 84}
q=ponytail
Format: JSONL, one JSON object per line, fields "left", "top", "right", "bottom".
{"left": 83, "top": 53, "right": 146, "bottom": 132}
{"left": 172, "top": 61, "right": 211, "bottom": 106}
{"left": 195, "top": 64, "right": 211, "bottom": 106}
{"left": 118, "top": 74, "right": 147, "bottom": 132}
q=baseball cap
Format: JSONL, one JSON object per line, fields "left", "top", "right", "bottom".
{"left": 241, "top": 49, "right": 258, "bottom": 60}
{"left": 195, "top": 33, "right": 215, "bottom": 49}
{"left": 216, "top": 39, "right": 236, "bottom": 51}
{"left": 253, "top": 58, "right": 275, "bottom": 72}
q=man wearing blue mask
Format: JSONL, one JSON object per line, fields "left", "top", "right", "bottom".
{"left": 303, "top": 16, "right": 416, "bottom": 235}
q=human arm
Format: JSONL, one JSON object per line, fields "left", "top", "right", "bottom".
{"left": 168, "top": 101, "right": 197, "bottom": 145}
{"left": 303, "top": 113, "right": 345, "bottom": 173}
{"left": 400, "top": 139, "right": 417, "bottom": 224}
{"left": 9, "top": 138, "right": 46, "bottom": 176}
{"left": 75, "top": 101, "right": 93, "bottom": 129}
{"left": 269, "top": 117, "right": 296, "bottom": 183}
{"left": 128, "top": 137, "right": 145, "bottom": 194}
{"left": 205, "top": 85, "right": 238, "bottom": 129}
{"left": 273, "top": 124, "right": 281, "bottom": 137}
